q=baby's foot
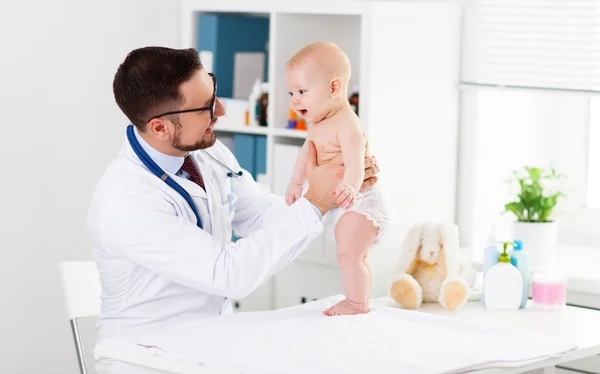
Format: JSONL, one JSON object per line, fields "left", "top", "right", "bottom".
{"left": 323, "top": 299, "right": 369, "bottom": 316}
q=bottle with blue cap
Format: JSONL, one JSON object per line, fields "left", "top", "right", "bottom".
{"left": 481, "top": 229, "right": 501, "bottom": 305}
{"left": 483, "top": 231, "right": 501, "bottom": 275}
{"left": 510, "top": 239, "right": 529, "bottom": 308}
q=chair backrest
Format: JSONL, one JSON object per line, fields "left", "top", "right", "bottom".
{"left": 59, "top": 261, "right": 101, "bottom": 320}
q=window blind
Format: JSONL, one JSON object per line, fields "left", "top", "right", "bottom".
{"left": 461, "top": 0, "right": 600, "bottom": 92}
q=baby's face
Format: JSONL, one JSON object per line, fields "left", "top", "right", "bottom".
{"left": 285, "top": 63, "right": 331, "bottom": 123}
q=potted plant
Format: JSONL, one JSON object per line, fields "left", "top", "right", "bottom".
{"left": 504, "top": 166, "right": 567, "bottom": 272}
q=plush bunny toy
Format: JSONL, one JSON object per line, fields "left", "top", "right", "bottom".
{"left": 389, "top": 222, "right": 476, "bottom": 310}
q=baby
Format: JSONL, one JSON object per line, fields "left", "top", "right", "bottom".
{"left": 284, "top": 42, "right": 391, "bottom": 316}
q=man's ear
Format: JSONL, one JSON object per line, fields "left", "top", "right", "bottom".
{"left": 148, "top": 118, "right": 171, "bottom": 141}
{"left": 329, "top": 77, "right": 342, "bottom": 98}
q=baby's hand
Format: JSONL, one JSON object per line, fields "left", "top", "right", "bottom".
{"left": 331, "top": 183, "right": 357, "bottom": 210}
{"left": 285, "top": 183, "right": 304, "bottom": 205}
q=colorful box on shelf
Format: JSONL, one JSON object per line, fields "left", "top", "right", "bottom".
{"left": 287, "top": 108, "right": 307, "bottom": 131}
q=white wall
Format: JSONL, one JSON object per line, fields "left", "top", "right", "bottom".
{"left": 0, "top": 1, "right": 180, "bottom": 372}
{"left": 360, "top": 1, "right": 462, "bottom": 294}
{"left": 363, "top": 3, "right": 461, "bottom": 228}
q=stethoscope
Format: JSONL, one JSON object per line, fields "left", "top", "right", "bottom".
{"left": 126, "top": 124, "right": 243, "bottom": 230}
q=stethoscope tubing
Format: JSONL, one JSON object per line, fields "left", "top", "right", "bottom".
{"left": 126, "top": 125, "right": 244, "bottom": 230}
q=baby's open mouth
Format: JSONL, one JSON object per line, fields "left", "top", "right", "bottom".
{"left": 299, "top": 109, "right": 307, "bottom": 117}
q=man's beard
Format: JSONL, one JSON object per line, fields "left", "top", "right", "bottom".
{"left": 172, "top": 119, "right": 217, "bottom": 152}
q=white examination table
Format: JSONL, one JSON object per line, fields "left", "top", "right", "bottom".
{"left": 94, "top": 295, "right": 600, "bottom": 374}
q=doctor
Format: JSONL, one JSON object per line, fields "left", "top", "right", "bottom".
{"left": 88, "top": 46, "right": 379, "bottom": 373}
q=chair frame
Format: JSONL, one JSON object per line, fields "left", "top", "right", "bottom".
{"left": 59, "top": 261, "right": 101, "bottom": 374}
{"left": 70, "top": 318, "right": 88, "bottom": 374}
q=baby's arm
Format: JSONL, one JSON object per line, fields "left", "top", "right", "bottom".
{"left": 285, "top": 140, "right": 309, "bottom": 205}
{"left": 333, "top": 123, "right": 366, "bottom": 209}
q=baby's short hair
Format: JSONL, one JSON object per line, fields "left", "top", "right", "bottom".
{"left": 287, "top": 41, "right": 351, "bottom": 88}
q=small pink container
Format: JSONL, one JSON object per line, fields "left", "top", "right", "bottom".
{"left": 531, "top": 273, "right": 567, "bottom": 310}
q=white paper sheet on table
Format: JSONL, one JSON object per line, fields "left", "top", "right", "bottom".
{"left": 96, "top": 295, "right": 577, "bottom": 374}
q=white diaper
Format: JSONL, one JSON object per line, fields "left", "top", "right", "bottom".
{"left": 323, "top": 185, "right": 393, "bottom": 245}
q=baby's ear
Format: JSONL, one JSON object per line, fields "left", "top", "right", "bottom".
{"left": 329, "top": 77, "right": 342, "bottom": 98}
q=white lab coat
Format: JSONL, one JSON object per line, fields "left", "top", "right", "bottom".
{"left": 87, "top": 137, "right": 324, "bottom": 374}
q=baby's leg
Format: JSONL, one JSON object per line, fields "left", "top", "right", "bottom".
{"left": 324, "top": 212, "right": 379, "bottom": 316}
{"left": 363, "top": 253, "right": 372, "bottom": 295}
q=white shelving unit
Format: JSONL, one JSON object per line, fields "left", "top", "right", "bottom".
{"left": 180, "top": 0, "right": 464, "bottom": 312}
{"left": 214, "top": 125, "right": 269, "bottom": 136}
{"left": 215, "top": 125, "right": 306, "bottom": 139}
{"left": 270, "top": 128, "right": 307, "bottom": 139}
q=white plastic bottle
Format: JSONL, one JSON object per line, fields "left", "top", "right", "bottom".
{"left": 247, "top": 79, "right": 261, "bottom": 127}
{"left": 483, "top": 234, "right": 501, "bottom": 275}
{"left": 483, "top": 241, "right": 523, "bottom": 310}
{"left": 481, "top": 231, "right": 501, "bottom": 305}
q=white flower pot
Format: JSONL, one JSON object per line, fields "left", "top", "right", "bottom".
{"left": 510, "top": 221, "right": 558, "bottom": 273}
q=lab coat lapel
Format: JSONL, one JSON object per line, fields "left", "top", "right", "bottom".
{"left": 122, "top": 139, "right": 208, "bottom": 199}
{"left": 174, "top": 172, "right": 212, "bottom": 234}
{"left": 122, "top": 139, "right": 212, "bottom": 231}
{"left": 175, "top": 174, "right": 208, "bottom": 199}
{"left": 193, "top": 152, "right": 226, "bottom": 240}
{"left": 166, "top": 151, "right": 206, "bottom": 200}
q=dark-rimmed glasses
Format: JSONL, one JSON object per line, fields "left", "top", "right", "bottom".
{"left": 148, "top": 72, "right": 217, "bottom": 122}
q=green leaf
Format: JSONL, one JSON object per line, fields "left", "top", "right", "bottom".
{"left": 505, "top": 202, "right": 525, "bottom": 221}
{"left": 504, "top": 166, "right": 567, "bottom": 222}
{"left": 528, "top": 167, "right": 543, "bottom": 182}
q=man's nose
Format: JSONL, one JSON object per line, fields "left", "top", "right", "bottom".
{"left": 214, "top": 97, "right": 226, "bottom": 117}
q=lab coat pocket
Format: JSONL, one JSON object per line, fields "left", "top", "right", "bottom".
{"left": 222, "top": 191, "right": 236, "bottom": 222}
{"left": 220, "top": 178, "right": 237, "bottom": 210}
{"left": 221, "top": 200, "right": 235, "bottom": 241}
{"left": 222, "top": 198, "right": 234, "bottom": 218}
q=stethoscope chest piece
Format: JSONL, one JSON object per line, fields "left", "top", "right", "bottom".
{"left": 227, "top": 171, "right": 243, "bottom": 178}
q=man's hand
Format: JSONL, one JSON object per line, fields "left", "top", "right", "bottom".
{"left": 360, "top": 153, "right": 379, "bottom": 192}
{"left": 303, "top": 141, "right": 380, "bottom": 215}
{"left": 328, "top": 146, "right": 380, "bottom": 192}
{"left": 303, "top": 141, "right": 342, "bottom": 215}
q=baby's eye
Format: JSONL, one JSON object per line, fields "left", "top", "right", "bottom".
{"left": 288, "top": 92, "right": 293, "bottom": 97}
{"left": 299, "top": 90, "right": 307, "bottom": 95}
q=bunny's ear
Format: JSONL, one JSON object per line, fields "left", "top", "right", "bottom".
{"left": 439, "top": 222, "right": 460, "bottom": 277}
{"left": 395, "top": 223, "right": 423, "bottom": 274}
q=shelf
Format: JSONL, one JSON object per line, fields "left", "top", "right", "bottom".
{"left": 179, "top": 0, "right": 465, "bottom": 312}
{"left": 215, "top": 125, "right": 307, "bottom": 138}
{"left": 271, "top": 128, "right": 307, "bottom": 139}
{"left": 271, "top": 12, "right": 362, "bottom": 130}
{"left": 215, "top": 125, "right": 269, "bottom": 135}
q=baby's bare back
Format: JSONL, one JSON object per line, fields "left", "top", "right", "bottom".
{"left": 306, "top": 108, "right": 368, "bottom": 166}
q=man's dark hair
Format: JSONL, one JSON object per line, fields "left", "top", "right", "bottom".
{"left": 113, "top": 46, "right": 202, "bottom": 130}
